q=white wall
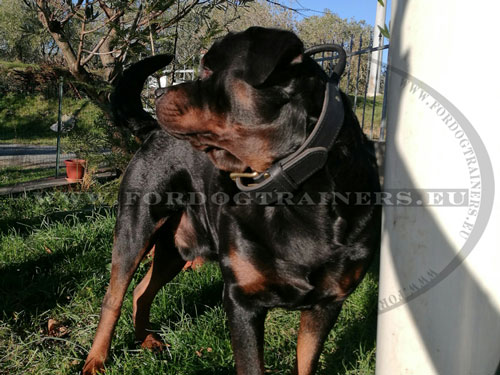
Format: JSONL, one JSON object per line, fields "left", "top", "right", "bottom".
{"left": 377, "top": 1, "right": 500, "bottom": 374}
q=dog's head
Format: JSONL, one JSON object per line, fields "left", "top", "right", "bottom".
{"left": 155, "top": 27, "right": 327, "bottom": 172}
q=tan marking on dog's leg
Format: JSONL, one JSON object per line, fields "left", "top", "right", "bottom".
{"left": 83, "top": 219, "right": 169, "bottom": 375}
{"left": 133, "top": 234, "right": 185, "bottom": 347}
{"left": 83, "top": 264, "right": 135, "bottom": 375}
{"left": 294, "top": 303, "right": 343, "bottom": 375}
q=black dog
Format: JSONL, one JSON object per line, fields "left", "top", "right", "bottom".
{"left": 83, "top": 27, "right": 381, "bottom": 375}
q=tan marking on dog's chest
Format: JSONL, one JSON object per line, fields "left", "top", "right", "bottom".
{"left": 229, "top": 247, "right": 267, "bottom": 294}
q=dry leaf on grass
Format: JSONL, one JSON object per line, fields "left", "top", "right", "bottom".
{"left": 47, "top": 318, "right": 69, "bottom": 337}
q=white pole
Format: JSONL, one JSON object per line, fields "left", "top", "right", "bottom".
{"left": 367, "top": 0, "right": 386, "bottom": 97}
{"left": 376, "top": 1, "right": 500, "bottom": 374}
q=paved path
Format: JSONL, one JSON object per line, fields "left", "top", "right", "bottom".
{"left": 0, "top": 171, "right": 116, "bottom": 195}
{"left": 0, "top": 144, "right": 75, "bottom": 168}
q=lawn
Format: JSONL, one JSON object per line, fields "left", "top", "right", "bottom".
{"left": 0, "top": 190, "right": 378, "bottom": 375}
{"left": 351, "top": 95, "right": 385, "bottom": 141}
{"left": 0, "top": 167, "right": 67, "bottom": 188}
{"left": 0, "top": 93, "right": 102, "bottom": 146}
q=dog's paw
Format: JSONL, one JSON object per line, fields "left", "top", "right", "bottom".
{"left": 141, "top": 333, "right": 167, "bottom": 352}
{"left": 182, "top": 256, "right": 205, "bottom": 271}
{"left": 82, "top": 357, "right": 105, "bottom": 375}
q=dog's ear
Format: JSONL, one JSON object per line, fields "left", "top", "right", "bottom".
{"left": 243, "top": 27, "right": 304, "bottom": 87}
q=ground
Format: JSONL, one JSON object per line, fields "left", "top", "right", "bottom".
{"left": 0, "top": 189, "right": 378, "bottom": 374}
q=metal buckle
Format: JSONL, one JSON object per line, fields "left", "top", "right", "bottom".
{"left": 229, "top": 171, "right": 260, "bottom": 181}
{"left": 230, "top": 171, "right": 270, "bottom": 187}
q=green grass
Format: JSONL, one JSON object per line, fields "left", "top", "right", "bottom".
{"left": 350, "top": 95, "right": 384, "bottom": 140}
{"left": 0, "top": 93, "right": 103, "bottom": 146}
{"left": 0, "top": 191, "right": 107, "bottom": 223}
{"left": 0, "top": 167, "right": 67, "bottom": 188}
{"left": 0, "top": 192, "right": 378, "bottom": 375}
{"left": 0, "top": 61, "right": 39, "bottom": 70}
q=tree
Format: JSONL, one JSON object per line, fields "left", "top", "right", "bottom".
{"left": 158, "top": 0, "right": 296, "bottom": 79}
{"left": 220, "top": 0, "right": 296, "bottom": 32}
{"left": 297, "top": 10, "right": 370, "bottom": 47}
{"left": 27, "top": 1, "right": 240, "bottom": 111}
{"left": 19, "top": 0, "right": 241, "bottom": 156}
{"left": 0, "top": 0, "right": 53, "bottom": 62}
{"left": 297, "top": 10, "right": 373, "bottom": 96}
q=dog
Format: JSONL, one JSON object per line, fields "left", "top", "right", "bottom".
{"left": 82, "top": 26, "right": 381, "bottom": 375}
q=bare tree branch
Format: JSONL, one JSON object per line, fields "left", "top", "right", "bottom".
{"left": 82, "top": 11, "right": 123, "bottom": 34}
{"left": 139, "top": 0, "right": 199, "bottom": 28}
{"left": 60, "top": 0, "right": 84, "bottom": 26}
{"left": 81, "top": 27, "right": 113, "bottom": 65}
{"left": 97, "top": 0, "right": 113, "bottom": 19}
{"left": 82, "top": 48, "right": 120, "bottom": 56}
{"left": 75, "top": 1, "right": 88, "bottom": 66}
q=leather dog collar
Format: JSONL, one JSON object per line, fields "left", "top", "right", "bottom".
{"left": 230, "top": 44, "right": 347, "bottom": 201}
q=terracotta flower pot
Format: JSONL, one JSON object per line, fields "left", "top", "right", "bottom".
{"left": 64, "top": 159, "right": 86, "bottom": 182}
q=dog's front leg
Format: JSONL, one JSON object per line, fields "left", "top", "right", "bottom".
{"left": 293, "top": 301, "right": 343, "bottom": 375}
{"left": 224, "top": 290, "right": 268, "bottom": 375}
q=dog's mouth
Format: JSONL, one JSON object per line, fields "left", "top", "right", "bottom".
{"left": 165, "top": 130, "right": 216, "bottom": 152}
{"left": 197, "top": 144, "right": 223, "bottom": 155}
{"left": 166, "top": 129, "right": 248, "bottom": 172}
{"left": 206, "top": 147, "right": 248, "bottom": 172}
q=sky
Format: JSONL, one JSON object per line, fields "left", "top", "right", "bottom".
{"left": 290, "top": 0, "right": 391, "bottom": 27}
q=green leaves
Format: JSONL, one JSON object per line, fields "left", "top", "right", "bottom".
{"left": 378, "top": 23, "right": 390, "bottom": 39}
{"left": 378, "top": 0, "right": 385, "bottom": 6}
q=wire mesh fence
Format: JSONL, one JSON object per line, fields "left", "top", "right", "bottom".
{"left": 0, "top": 74, "right": 109, "bottom": 189}
{"left": 0, "top": 83, "right": 74, "bottom": 188}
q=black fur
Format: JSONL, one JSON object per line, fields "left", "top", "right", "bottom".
{"left": 111, "top": 54, "right": 173, "bottom": 141}
{"left": 83, "top": 27, "right": 381, "bottom": 375}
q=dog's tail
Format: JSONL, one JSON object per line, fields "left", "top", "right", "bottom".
{"left": 111, "top": 54, "right": 173, "bottom": 142}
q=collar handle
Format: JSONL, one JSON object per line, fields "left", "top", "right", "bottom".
{"left": 233, "top": 43, "right": 347, "bottom": 200}
{"left": 235, "top": 81, "right": 344, "bottom": 195}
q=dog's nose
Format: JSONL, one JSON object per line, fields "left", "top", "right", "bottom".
{"left": 155, "top": 87, "right": 167, "bottom": 99}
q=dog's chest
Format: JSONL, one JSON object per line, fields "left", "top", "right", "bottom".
{"left": 220, "top": 211, "right": 347, "bottom": 308}
{"left": 226, "top": 248, "right": 348, "bottom": 309}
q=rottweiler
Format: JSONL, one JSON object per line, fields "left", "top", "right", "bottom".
{"left": 83, "top": 26, "right": 381, "bottom": 375}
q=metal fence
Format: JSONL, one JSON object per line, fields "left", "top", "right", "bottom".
{"left": 1, "top": 35, "right": 389, "bottom": 189}
{"left": 311, "top": 33, "right": 389, "bottom": 142}
{"left": 0, "top": 75, "right": 109, "bottom": 190}
{"left": 144, "top": 66, "right": 196, "bottom": 114}
{"left": 148, "top": 34, "right": 390, "bottom": 141}
{"left": 147, "top": 65, "right": 196, "bottom": 90}
{"left": 0, "top": 82, "right": 77, "bottom": 189}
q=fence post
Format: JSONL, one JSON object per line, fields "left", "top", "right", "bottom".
{"left": 345, "top": 35, "right": 354, "bottom": 95}
{"left": 55, "top": 77, "right": 63, "bottom": 178}
{"left": 361, "top": 32, "right": 374, "bottom": 130}
{"left": 353, "top": 34, "right": 363, "bottom": 111}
